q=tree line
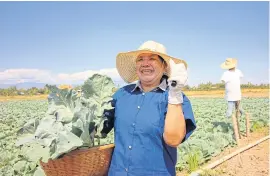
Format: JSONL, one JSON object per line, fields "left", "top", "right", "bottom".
{"left": 0, "top": 82, "right": 269, "bottom": 96}
{"left": 183, "top": 82, "right": 269, "bottom": 91}
{"left": 0, "top": 86, "right": 50, "bottom": 96}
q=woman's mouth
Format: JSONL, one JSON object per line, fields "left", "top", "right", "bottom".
{"left": 141, "top": 69, "right": 153, "bottom": 75}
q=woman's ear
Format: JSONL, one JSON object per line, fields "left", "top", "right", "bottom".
{"left": 163, "top": 61, "right": 168, "bottom": 70}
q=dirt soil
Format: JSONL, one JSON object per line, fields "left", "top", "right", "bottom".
{"left": 0, "top": 94, "right": 48, "bottom": 101}
{"left": 214, "top": 139, "right": 269, "bottom": 176}
{"left": 184, "top": 89, "right": 269, "bottom": 98}
{"left": 177, "top": 127, "right": 269, "bottom": 176}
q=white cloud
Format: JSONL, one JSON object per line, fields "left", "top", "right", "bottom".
{"left": 0, "top": 69, "right": 53, "bottom": 84}
{"left": 0, "top": 68, "right": 124, "bottom": 86}
{"left": 1, "top": 68, "right": 267, "bottom": 87}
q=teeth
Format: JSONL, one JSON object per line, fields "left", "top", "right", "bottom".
{"left": 142, "top": 70, "right": 152, "bottom": 73}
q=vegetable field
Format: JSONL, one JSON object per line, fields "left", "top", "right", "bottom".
{"left": 0, "top": 97, "right": 269, "bottom": 175}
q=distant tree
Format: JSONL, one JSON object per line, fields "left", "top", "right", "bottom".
{"left": 0, "top": 82, "right": 269, "bottom": 96}
{"left": 183, "top": 85, "right": 191, "bottom": 91}
{"left": 26, "top": 87, "right": 39, "bottom": 95}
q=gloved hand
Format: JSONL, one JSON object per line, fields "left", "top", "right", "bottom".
{"left": 168, "top": 59, "right": 188, "bottom": 104}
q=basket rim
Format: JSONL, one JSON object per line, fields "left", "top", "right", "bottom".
{"left": 74, "top": 143, "right": 115, "bottom": 152}
{"left": 40, "top": 143, "right": 115, "bottom": 164}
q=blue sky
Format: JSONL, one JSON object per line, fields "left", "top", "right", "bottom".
{"left": 0, "top": 1, "right": 269, "bottom": 86}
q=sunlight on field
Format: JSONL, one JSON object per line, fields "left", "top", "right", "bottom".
{"left": 184, "top": 89, "right": 269, "bottom": 98}
{"left": 0, "top": 95, "right": 48, "bottom": 101}
{"left": 0, "top": 89, "right": 268, "bottom": 102}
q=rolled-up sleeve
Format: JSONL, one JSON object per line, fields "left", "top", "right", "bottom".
{"left": 181, "top": 94, "right": 196, "bottom": 142}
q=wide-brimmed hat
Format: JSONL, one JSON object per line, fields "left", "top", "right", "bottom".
{"left": 220, "top": 58, "right": 237, "bottom": 69}
{"left": 116, "top": 40, "right": 187, "bottom": 83}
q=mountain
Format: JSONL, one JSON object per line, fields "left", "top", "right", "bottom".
{"left": 0, "top": 82, "right": 84, "bottom": 89}
{"left": 0, "top": 80, "right": 125, "bottom": 89}
{"left": 0, "top": 82, "right": 47, "bottom": 89}
{"left": 16, "top": 82, "right": 47, "bottom": 89}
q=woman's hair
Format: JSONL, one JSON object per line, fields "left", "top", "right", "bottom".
{"left": 158, "top": 55, "right": 165, "bottom": 64}
{"left": 158, "top": 55, "right": 169, "bottom": 84}
{"left": 158, "top": 55, "right": 168, "bottom": 68}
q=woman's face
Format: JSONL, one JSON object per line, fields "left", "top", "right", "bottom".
{"left": 135, "top": 53, "right": 166, "bottom": 86}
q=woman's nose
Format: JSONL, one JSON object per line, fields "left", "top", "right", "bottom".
{"left": 141, "top": 59, "right": 150, "bottom": 66}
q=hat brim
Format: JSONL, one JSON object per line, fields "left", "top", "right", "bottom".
{"left": 116, "top": 50, "right": 187, "bottom": 83}
{"left": 220, "top": 62, "right": 237, "bottom": 69}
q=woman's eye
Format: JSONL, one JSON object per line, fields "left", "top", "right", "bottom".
{"left": 136, "top": 58, "right": 143, "bottom": 62}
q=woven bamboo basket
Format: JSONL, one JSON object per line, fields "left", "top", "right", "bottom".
{"left": 40, "top": 143, "right": 115, "bottom": 176}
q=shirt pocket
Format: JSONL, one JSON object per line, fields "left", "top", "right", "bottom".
{"left": 137, "top": 101, "right": 167, "bottom": 150}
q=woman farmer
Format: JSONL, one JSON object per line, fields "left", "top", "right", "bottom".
{"left": 101, "top": 41, "right": 196, "bottom": 176}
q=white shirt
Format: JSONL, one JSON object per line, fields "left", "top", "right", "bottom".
{"left": 220, "top": 69, "right": 243, "bottom": 101}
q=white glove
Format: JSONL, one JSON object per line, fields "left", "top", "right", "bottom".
{"left": 168, "top": 59, "right": 188, "bottom": 104}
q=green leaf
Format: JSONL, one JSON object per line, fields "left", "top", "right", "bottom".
{"left": 50, "top": 130, "right": 83, "bottom": 159}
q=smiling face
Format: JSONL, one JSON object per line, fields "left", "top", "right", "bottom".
{"left": 135, "top": 53, "right": 166, "bottom": 88}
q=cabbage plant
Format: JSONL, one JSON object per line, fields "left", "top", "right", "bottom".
{"left": 14, "top": 74, "right": 116, "bottom": 175}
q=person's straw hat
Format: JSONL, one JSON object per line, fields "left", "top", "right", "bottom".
{"left": 116, "top": 40, "right": 187, "bottom": 83}
{"left": 58, "top": 84, "right": 72, "bottom": 89}
{"left": 220, "top": 58, "right": 237, "bottom": 69}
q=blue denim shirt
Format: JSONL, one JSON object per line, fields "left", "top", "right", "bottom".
{"left": 103, "top": 79, "right": 196, "bottom": 176}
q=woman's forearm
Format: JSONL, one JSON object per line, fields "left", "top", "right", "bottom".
{"left": 163, "top": 104, "right": 186, "bottom": 147}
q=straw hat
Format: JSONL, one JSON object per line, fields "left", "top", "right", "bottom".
{"left": 220, "top": 58, "right": 237, "bottom": 69}
{"left": 116, "top": 40, "right": 187, "bottom": 83}
{"left": 58, "top": 84, "right": 72, "bottom": 90}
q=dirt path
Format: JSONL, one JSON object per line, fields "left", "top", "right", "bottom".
{"left": 177, "top": 127, "right": 269, "bottom": 176}
{"left": 213, "top": 138, "right": 269, "bottom": 176}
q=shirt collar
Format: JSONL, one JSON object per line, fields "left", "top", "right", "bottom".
{"left": 131, "top": 78, "right": 167, "bottom": 92}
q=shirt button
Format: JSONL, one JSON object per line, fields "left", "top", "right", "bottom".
{"left": 125, "top": 168, "right": 128, "bottom": 172}
{"left": 132, "top": 123, "right": 135, "bottom": 126}
{"left": 138, "top": 106, "right": 140, "bottom": 109}
{"left": 142, "top": 93, "right": 145, "bottom": 95}
{"left": 128, "top": 145, "right": 132, "bottom": 149}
